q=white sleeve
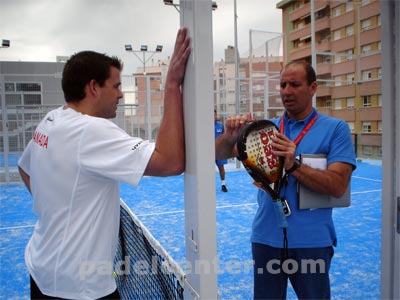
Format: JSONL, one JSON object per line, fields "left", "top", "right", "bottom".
{"left": 79, "top": 118, "right": 155, "bottom": 186}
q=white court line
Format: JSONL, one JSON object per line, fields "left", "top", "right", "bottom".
{"left": 352, "top": 175, "right": 382, "bottom": 182}
{"left": 351, "top": 189, "right": 382, "bottom": 195}
{"left": 0, "top": 224, "right": 34, "bottom": 230}
{"left": 0, "top": 186, "right": 381, "bottom": 231}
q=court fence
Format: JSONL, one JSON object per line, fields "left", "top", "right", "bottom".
{"left": 0, "top": 73, "right": 382, "bottom": 184}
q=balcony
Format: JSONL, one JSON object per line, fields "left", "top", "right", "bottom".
{"left": 331, "top": 60, "right": 356, "bottom": 77}
{"left": 316, "top": 85, "right": 331, "bottom": 97}
{"left": 359, "top": 133, "right": 382, "bottom": 146}
{"left": 359, "top": 79, "right": 381, "bottom": 96}
{"left": 360, "top": 53, "right": 381, "bottom": 71}
{"left": 331, "top": 108, "right": 356, "bottom": 122}
{"left": 330, "top": 11, "right": 355, "bottom": 31}
{"left": 289, "top": 17, "right": 331, "bottom": 42}
{"left": 331, "top": 35, "right": 355, "bottom": 53}
{"left": 331, "top": 84, "right": 355, "bottom": 98}
{"left": 358, "top": 106, "right": 382, "bottom": 121}
{"left": 289, "top": 0, "right": 328, "bottom": 22}
{"left": 289, "top": 44, "right": 311, "bottom": 61}
{"left": 317, "top": 62, "right": 331, "bottom": 76}
{"left": 360, "top": 26, "right": 381, "bottom": 46}
{"left": 360, "top": 0, "right": 381, "bottom": 21}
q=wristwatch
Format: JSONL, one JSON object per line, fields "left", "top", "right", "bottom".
{"left": 285, "top": 158, "right": 301, "bottom": 174}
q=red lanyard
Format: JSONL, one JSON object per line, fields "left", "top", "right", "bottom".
{"left": 280, "top": 112, "right": 318, "bottom": 146}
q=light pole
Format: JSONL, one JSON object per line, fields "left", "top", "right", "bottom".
{"left": 124, "top": 44, "right": 163, "bottom": 75}
{"left": 1, "top": 39, "right": 10, "bottom": 182}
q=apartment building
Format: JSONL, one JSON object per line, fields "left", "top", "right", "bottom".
{"left": 276, "top": 0, "right": 382, "bottom": 158}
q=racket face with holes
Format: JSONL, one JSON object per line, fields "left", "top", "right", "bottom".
{"left": 237, "top": 120, "right": 284, "bottom": 185}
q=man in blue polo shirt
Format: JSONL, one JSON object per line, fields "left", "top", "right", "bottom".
{"left": 215, "top": 60, "right": 356, "bottom": 299}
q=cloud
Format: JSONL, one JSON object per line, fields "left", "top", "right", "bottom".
{"left": 0, "top": 0, "right": 281, "bottom": 74}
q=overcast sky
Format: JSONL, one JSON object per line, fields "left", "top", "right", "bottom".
{"left": 0, "top": 0, "right": 282, "bottom": 75}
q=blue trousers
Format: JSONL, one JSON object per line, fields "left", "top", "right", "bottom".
{"left": 252, "top": 243, "right": 334, "bottom": 300}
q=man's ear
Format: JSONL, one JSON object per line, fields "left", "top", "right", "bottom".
{"left": 87, "top": 79, "right": 99, "bottom": 97}
{"left": 310, "top": 81, "right": 318, "bottom": 96}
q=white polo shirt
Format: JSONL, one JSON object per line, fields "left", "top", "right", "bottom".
{"left": 18, "top": 106, "right": 155, "bottom": 299}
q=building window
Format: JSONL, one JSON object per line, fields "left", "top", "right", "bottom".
{"left": 5, "top": 94, "right": 22, "bottom": 106}
{"left": 362, "top": 44, "right": 372, "bottom": 54}
{"left": 362, "top": 96, "right": 372, "bottom": 107}
{"left": 5, "top": 82, "right": 42, "bottom": 106}
{"left": 378, "top": 94, "right": 382, "bottom": 106}
{"left": 362, "top": 70, "right": 372, "bottom": 80}
{"left": 361, "top": 19, "right": 372, "bottom": 31}
{"left": 346, "top": 49, "right": 354, "bottom": 60}
{"left": 348, "top": 122, "right": 355, "bottom": 132}
{"left": 363, "top": 146, "right": 373, "bottom": 156}
{"left": 16, "top": 82, "right": 41, "bottom": 92}
{"left": 346, "top": 25, "right": 354, "bottom": 36}
{"left": 345, "top": 2, "right": 354, "bottom": 12}
{"left": 334, "top": 99, "right": 342, "bottom": 109}
{"left": 362, "top": 121, "right": 372, "bottom": 132}
{"left": 378, "top": 121, "right": 382, "bottom": 132}
{"left": 361, "top": 0, "right": 371, "bottom": 6}
{"left": 347, "top": 97, "right": 355, "bottom": 108}
{"left": 5, "top": 82, "right": 15, "bottom": 92}
{"left": 332, "top": 6, "right": 341, "bottom": 17}
{"left": 24, "top": 94, "right": 42, "bottom": 105}
{"left": 378, "top": 147, "right": 382, "bottom": 157}
{"left": 378, "top": 68, "right": 382, "bottom": 78}
{"left": 326, "top": 99, "right": 332, "bottom": 108}
{"left": 346, "top": 73, "right": 355, "bottom": 83}
{"left": 333, "top": 29, "right": 341, "bottom": 41}
{"left": 335, "top": 75, "right": 342, "bottom": 86}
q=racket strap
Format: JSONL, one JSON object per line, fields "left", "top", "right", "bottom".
{"left": 280, "top": 228, "right": 289, "bottom": 272}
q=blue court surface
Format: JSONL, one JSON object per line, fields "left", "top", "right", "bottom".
{"left": 0, "top": 159, "right": 381, "bottom": 299}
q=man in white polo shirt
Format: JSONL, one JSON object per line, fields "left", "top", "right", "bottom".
{"left": 18, "top": 28, "right": 191, "bottom": 300}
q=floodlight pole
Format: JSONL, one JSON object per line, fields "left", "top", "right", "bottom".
{"left": 126, "top": 49, "right": 161, "bottom": 75}
{"left": 234, "top": 0, "right": 239, "bottom": 116}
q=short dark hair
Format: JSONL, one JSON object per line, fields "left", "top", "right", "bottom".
{"left": 283, "top": 60, "right": 316, "bottom": 85}
{"left": 62, "top": 51, "right": 123, "bottom": 103}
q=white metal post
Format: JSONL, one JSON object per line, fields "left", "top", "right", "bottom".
{"left": 249, "top": 29, "right": 253, "bottom": 117}
{"left": 180, "top": 0, "right": 218, "bottom": 299}
{"left": 310, "top": 0, "right": 316, "bottom": 107}
{"left": 381, "top": 1, "right": 400, "bottom": 299}
{"left": 234, "top": 0, "right": 240, "bottom": 116}
{"left": 145, "top": 76, "right": 152, "bottom": 140}
{"left": 0, "top": 74, "right": 10, "bottom": 183}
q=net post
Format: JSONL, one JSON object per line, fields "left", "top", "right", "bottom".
{"left": 180, "top": 0, "right": 218, "bottom": 299}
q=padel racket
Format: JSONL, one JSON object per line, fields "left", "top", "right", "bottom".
{"left": 237, "top": 120, "right": 284, "bottom": 199}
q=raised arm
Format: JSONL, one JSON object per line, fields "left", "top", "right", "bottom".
{"left": 144, "top": 28, "right": 191, "bottom": 176}
{"left": 215, "top": 115, "right": 248, "bottom": 160}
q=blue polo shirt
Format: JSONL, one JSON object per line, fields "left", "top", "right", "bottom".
{"left": 251, "top": 109, "right": 356, "bottom": 248}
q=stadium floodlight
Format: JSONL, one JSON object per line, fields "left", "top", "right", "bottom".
{"left": 124, "top": 44, "right": 163, "bottom": 75}
{"left": 1, "top": 39, "right": 10, "bottom": 48}
{"left": 163, "top": 0, "right": 217, "bottom": 12}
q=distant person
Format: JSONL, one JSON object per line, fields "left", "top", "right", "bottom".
{"left": 214, "top": 109, "right": 228, "bottom": 192}
{"left": 215, "top": 60, "right": 356, "bottom": 299}
{"left": 18, "top": 28, "right": 191, "bottom": 300}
